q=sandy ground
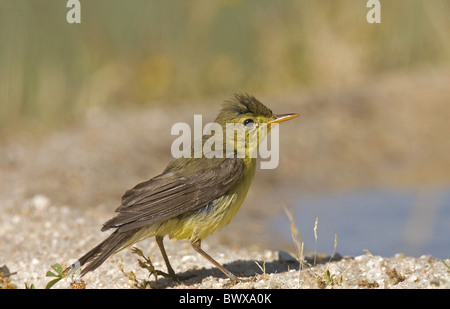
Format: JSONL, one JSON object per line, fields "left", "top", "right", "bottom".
{"left": 1, "top": 195, "right": 449, "bottom": 289}
{"left": 1, "top": 69, "right": 450, "bottom": 289}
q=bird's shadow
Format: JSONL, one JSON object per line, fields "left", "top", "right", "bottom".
{"left": 140, "top": 253, "right": 343, "bottom": 289}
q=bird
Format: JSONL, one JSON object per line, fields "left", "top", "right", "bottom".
{"left": 65, "top": 93, "right": 298, "bottom": 281}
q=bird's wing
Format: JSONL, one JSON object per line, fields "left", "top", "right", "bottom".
{"left": 101, "top": 158, "right": 244, "bottom": 233}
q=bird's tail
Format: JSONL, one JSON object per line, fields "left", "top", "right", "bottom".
{"left": 65, "top": 230, "right": 135, "bottom": 277}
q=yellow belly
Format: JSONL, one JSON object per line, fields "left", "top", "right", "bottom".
{"left": 157, "top": 192, "right": 241, "bottom": 241}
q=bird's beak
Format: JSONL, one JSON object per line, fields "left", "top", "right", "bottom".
{"left": 267, "top": 113, "right": 299, "bottom": 124}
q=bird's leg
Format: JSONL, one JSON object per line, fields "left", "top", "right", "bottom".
{"left": 155, "top": 236, "right": 178, "bottom": 280}
{"left": 191, "top": 239, "right": 237, "bottom": 282}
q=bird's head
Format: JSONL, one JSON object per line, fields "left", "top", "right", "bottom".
{"left": 213, "top": 94, "right": 298, "bottom": 158}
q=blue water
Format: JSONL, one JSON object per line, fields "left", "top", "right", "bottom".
{"left": 273, "top": 187, "right": 450, "bottom": 259}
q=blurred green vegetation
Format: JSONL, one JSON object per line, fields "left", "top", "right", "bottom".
{"left": 0, "top": 0, "right": 449, "bottom": 133}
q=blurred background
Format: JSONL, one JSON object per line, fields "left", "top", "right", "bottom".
{"left": 1, "top": 0, "right": 449, "bottom": 258}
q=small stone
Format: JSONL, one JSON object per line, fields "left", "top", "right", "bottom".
{"left": 31, "top": 195, "right": 50, "bottom": 211}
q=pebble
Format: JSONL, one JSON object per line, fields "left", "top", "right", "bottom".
{"left": 31, "top": 195, "right": 50, "bottom": 211}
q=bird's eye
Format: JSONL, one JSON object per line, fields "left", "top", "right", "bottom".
{"left": 243, "top": 118, "right": 254, "bottom": 129}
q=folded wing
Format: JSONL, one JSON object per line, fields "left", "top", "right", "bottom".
{"left": 102, "top": 158, "right": 244, "bottom": 233}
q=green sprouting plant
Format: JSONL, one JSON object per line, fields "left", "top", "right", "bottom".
{"left": 45, "top": 263, "right": 66, "bottom": 289}
{"left": 45, "top": 263, "right": 86, "bottom": 289}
